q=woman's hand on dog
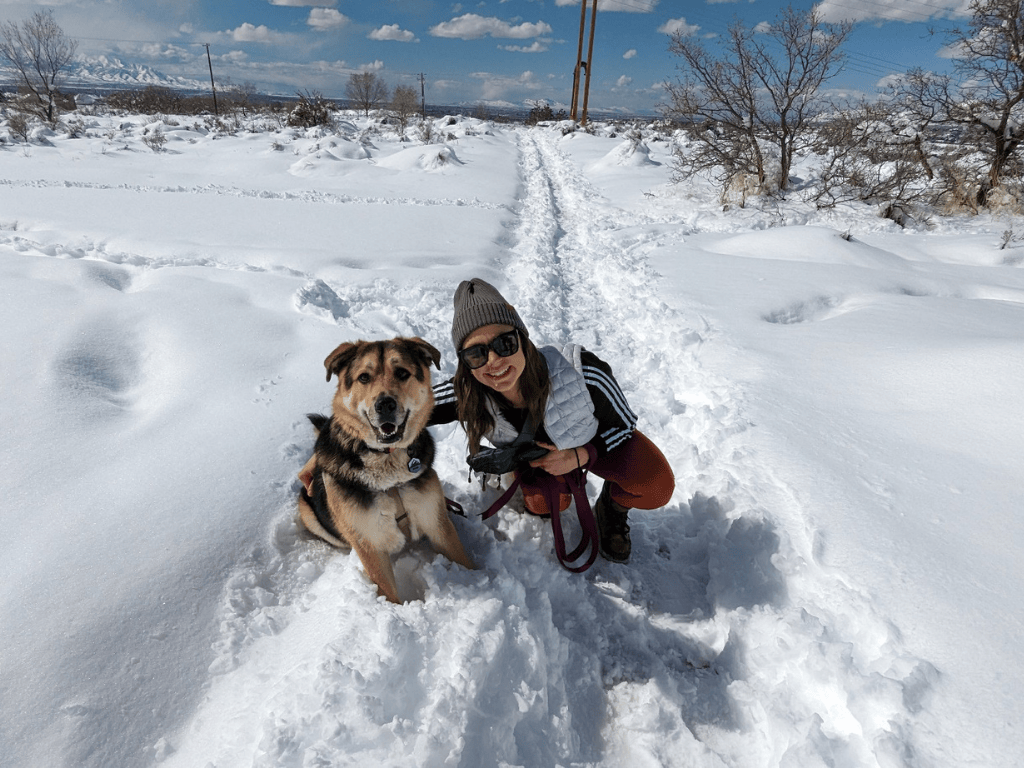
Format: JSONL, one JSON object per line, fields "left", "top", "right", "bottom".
{"left": 528, "top": 442, "right": 587, "bottom": 477}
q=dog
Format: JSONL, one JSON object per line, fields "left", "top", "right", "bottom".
{"left": 297, "top": 337, "right": 474, "bottom": 603}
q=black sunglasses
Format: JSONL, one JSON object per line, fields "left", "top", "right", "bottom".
{"left": 459, "top": 330, "right": 520, "bottom": 370}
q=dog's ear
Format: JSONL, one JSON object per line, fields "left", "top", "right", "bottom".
{"left": 323, "top": 342, "right": 360, "bottom": 382}
{"left": 406, "top": 337, "right": 441, "bottom": 370}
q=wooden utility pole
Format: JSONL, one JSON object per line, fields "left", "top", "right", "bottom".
{"left": 204, "top": 43, "right": 219, "bottom": 116}
{"left": 570, "top": 0, "right": 598, "bottom": 125}
{"left": 419, "top": 72, "right": 426, "bottom": 118}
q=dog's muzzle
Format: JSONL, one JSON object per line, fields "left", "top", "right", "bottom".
{"left": 373, "top": 395, "right": 407, "bottom": 444}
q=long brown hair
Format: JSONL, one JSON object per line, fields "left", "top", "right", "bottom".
{"left": 455, "top": 330, "right": 550, "bottom": 454}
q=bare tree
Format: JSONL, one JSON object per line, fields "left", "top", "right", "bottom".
{"left": 663, "top": 6, "right": 851, "bottom": 195}
{"left": 0, "top": 10, "right": 78, "bottom": 124}
{"left": 390, "top": 84, "right": 419, "bottom": 134}
{"left": 889, "top": 0, "right": 1024, "bottom": 205}
{"left": 226, "top": 80, "right": 259, "bottom": 116}
{"left": 346, "top": 72, "right": 389, "bottom": 117}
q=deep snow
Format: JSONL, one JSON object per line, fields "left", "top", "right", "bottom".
{"left": 1, "top": 112, "right": 1022, "bottom": 768}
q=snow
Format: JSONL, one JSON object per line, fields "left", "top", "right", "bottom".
{"left": 1, "top": 113, "right": 1022, "bottom": 768}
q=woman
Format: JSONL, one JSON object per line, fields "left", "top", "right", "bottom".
{"left": 430, "top": 278, "right": 674, "bottom": 563}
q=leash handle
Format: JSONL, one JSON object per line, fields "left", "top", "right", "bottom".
{"left": 480, "top": 447, "right": 599, "bottom": 572}
{"left": 548, "top": 451, "right": 599, "bottom": 573}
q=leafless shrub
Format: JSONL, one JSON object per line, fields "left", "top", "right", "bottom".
{"left": 810, "top": 102, "right": 933, "bottom": 224}
{"left": 287, "top": 90, "right": 335, "bottom": 129}
{"left": 7, "top": 111, "right": 31, "bottom": 142}
{"left": 933, "top": 154, "right": 990, "bottom": 214}
{"left": 418, "top": 118, "right": 436, "bottom": 144}
{"left": 142, "top": 127, "right": 166, "bottom": 152}
{"left": 61, "top": 116, "right": 88, "bottom": 138}
{"left": 999, "top": 229, "right": 1021, "bottom": 249}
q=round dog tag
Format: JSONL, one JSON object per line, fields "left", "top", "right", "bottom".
{"left": 407, "top": 457, "right": 422, "bottom": 474}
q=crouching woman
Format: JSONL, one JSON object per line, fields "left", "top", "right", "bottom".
{"left": 429, "top": 277, "right": 674, "bottom": 563}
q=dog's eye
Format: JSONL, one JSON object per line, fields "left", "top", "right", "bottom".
{"left": 394, "top": 368, "right": 411, "bottom": 382}
{"left": 357, "top": 372, "right": 372, "bottom": 384}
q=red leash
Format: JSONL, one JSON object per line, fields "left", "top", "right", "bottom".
{"left": 480, "top": 452, "right": 599, "bottom": 572}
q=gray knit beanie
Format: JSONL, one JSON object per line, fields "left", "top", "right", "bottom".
{"left": 451, "top": 278, "right": 529, "bottom": 351}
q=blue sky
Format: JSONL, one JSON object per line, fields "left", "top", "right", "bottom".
{"left": 2, "top": 0, "right": 973, "bottom": 114}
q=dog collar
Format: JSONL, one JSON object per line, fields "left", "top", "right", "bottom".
{"left": 366, "top": 443, "right": 422, "bottom": 474}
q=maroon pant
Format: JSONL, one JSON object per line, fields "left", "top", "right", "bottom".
{"left": 521, "top": 430, "right": 675, "bottom": 515}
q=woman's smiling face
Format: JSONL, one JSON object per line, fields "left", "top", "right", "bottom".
{"left": 462, "top": 323, "right": 525, "bottom": 402}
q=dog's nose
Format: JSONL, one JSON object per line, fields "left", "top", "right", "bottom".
{"left": 375, "top": 395, "right": 398, "bottom": 420}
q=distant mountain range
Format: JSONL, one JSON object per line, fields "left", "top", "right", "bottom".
{"left": 0, "top": 55, "right": 207, "bottom": 95}
{"left": 71, "top": 55, "right": 207, "bottom": 91}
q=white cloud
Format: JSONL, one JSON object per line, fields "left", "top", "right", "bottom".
{"left": 429, "top": 13, "right": 553, "bottom": 40}
{"left": 307, "top": 8, "right": 349, "bottom": 30}
{"left": 658, "top": 18, "right": 700, "bottom": 37}
{"left": 813, "top": 0, "right": 970, "bottom": 23}
{"left": 217, "top": 50, "right": 250, "bottom": 64}
{"left": 554, "top": 0, "right": 660, "bottom": 11}
{"left": 358, "top": 60, "right": 385, "bottom": 72}
{"left": 616, "top": 75, "right": 632, "bottom": 87}
{"left": 229, "top": 23, "right": 281, "bottom": 43}
{"left": 875, "top": 73, "right": 908, "bottom": 90}
{"left": 936, "top": 41, "right": 964, "bottom": 59}
{"left": 753, "top": 21, "right": 772, "bottom": 34}
{"left": 623, "top": 48, "right": 637, "bottom": 59}
{"left": 501, "top": 41, "right": 549, "bottom": 53}
{"left": 368, "top": 24, "right": 418, "bottom": 42}
{"left": 269, "top": 0, "right": 337, "bottom": 6}
{"left": 132, "top": 43, "right": 194, "bottom": 62}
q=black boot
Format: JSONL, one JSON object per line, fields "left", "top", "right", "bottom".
{"left": 594, "top": 482, "right": 631, "bottom": 562}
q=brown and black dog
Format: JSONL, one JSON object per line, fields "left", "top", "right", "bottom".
{"left": 297, "top": 337, "right": 474, "bottom": 603}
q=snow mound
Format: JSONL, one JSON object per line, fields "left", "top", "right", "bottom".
{"left": 287, "top": 139, "right": 374, "bottom": 176}
{"left": 707, "top": 226, "right": 908, "bottom": 268}
{"left": 376, "top": 145, "right": 464, "bottom": 172}
{"left": 588, "top": 138, "right": 660, "bottom": 171}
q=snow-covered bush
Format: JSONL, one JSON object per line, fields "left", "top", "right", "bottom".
{"left": 287, "top": 91, "right": 335, "bottom": 129}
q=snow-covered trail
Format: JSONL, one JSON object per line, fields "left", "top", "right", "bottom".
{"left": 498, "top": 129, "right": 940, "bottom": 765}
{"left": 156, "top": 126, "right": 937, "bottom": 768}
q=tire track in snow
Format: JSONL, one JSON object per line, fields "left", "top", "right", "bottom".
{"left": 502, "top": 127, "right": 936, "bottom": 766}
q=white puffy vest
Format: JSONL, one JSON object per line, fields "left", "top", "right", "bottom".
{"left": 484, "top": 343, "right": 599, "bottom": 450}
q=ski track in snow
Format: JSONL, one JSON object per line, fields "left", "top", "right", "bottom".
{"left": 150, "top": 128, "right": 937, "bottom": 768}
